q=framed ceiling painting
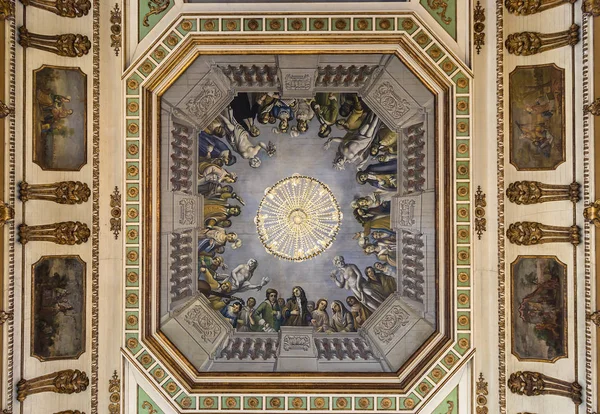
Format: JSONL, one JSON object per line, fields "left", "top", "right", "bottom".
{"left": 122, "top": 12, "right": 472, "bottom": 411}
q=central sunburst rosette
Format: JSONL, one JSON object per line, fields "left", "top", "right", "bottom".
{"left": 255, "top": 174, "right": 343, "bottom": 262}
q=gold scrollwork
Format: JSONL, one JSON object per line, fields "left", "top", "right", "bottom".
{"left": 18, "top": 26, "right": 91, "bottom": 57}
{"left": 17, "top": 370, "right": 89, "bottom": 402}
{"left": 427, "top": 0, "right": 452, "bottom": 24}
{"left": 476, "top": 373, "right": 488, "bottom": 413}
{"left": 20, "top": 0, "right": 91, "bottom": 17}
{"left": 19, "top": 221, "right": 90, "bottom": 245}
{"left": 0, "top": 310, "right": 13, "bottom": 325}
{"left": 142, "top": 0, "right": 169, "bottom": 27}
{"left": 582, "top": 0, "right": 600, "bottom": 15}
{"left": 583, "top": 200, "right": 600, "bottom": 226}
{"left": 0, "top": 99, "right": 14, "bottom": 118}
{"left": 587, "top": 311, "right": 600, "bottom": 326}
{"left": 505, "top": 24, "right": 580, "bottom": 56}
{"left": 0, "top": 0, "right": 15, "bottom": 19}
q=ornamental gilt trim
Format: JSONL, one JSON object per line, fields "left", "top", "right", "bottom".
{"left": 19, "top": 221, "right": 90, "bottom": 245}
{"left": 0, "top": 0, "right": 15, "bottom": 19}
{"left": 19, "top": 181, "right": 90, "bottom": 204}
{"left": 18, "top": 27, "right": 91, "bottom": 57}
{"left": 20, "top": 0, "right": 90, "bottom": 17}
{"left": 426, "top": 0, "right": 452, "bottom": 24}
{"left": 110, "top": 187, "right": 122, "bottom": 239}
{"left": 506, "top": 181, "right": 580, "bottom": 204}
{"left": 475, "top": 186, "right": 486, "bottom": 239}
{"left": 108, "top": 371, "right": 120, "bottom": 413}
{"left": 110, "top": 3, "right": 121, "bottom": 56}
{"left": 506, "top": 222, "right": 580, "bottom": 245}
{"left": 587, "top": 311, "right": 600, "bottom": 327}
{"left": 54, "top": 411, "right": 85, "bottom": 414}
{"left": 17, "top": 370, "right": 89, "bottom": 402}
{"left": 474, "top": 2, "right": 485, "bottom": 54}
{"left": 476, "top": 373, "right": 489, "bottom": 413}
{"left": 508, "top": 371, "right": 582, "bottom": 405}
{"left": 505, "top": 0, "right": 575, "bottom": 15}
{"left": 0, "top": 100, "right": 14, "bottom": 118}
{"left": 0, "top": 310, "right": 13, "bottom": 325}
{"left": 505, "top": 24, "right": 580, "bottom": 56}
{"left": 0, "top": 201, "right": 14, "bottom": 227}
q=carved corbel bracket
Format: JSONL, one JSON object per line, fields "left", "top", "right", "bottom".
{"left": 19, "top": 221, "right": 90, "bottom": 245}
{"left": 507, "top": 222, "right": 580, "bottom": 245}
{"left": 17, "top": 370, "right": 89, "bottom": 402}
{"left": 0, "top": 0, "right": 15, "bottom": 20}
{"left": 0, "top": 100, "right": 14, "bottom": 118}
{"left": 582, "top": 0, "right": 600, "bottom": 16}
{"left": 505, "top": 24, "right": 580, "bottom": 56}
{"left": 505, "top": 0, "right": 576, "bottom": 15}
{"left": 20, "top": 0, "right": 90, "bottom": 17}
{"left": 0, "top": 201, "right": 14, "bottom": 227}
{"left": 0, "top": 310, "right": 13, "bottom": 325}
{"left": 584, "top": 98, "right": 600, "bottom": 115}
{"left": 508, "top": 371, "right": 582, "bottom": 405}
{"left": 506, "top": 181, "right": 580, "bottom": 204}
{"left": 583, "top": 199, "right": 600, "bottom": 226}
{"left": 18, "top": 26, "right": 91, "bottom": 57}
{"left": 587, "top": 311, "right": 600, "bottom": 326}
{"left": 20, "top": 181, "right": 90, "bottom": 204}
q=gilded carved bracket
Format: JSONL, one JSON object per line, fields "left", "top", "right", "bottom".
{"left": 17, "top": 370, "right": 89, "bottom": 402}
{"left": 505, "top": 24, "right": 580, "bottom": 55}
{"left": 508, "top": 371, "right": 582, "bottom": 405}
{"left": 18, "top": 26, "right": 91, "bottom": 57}
{"left": 507, "top": 222, "right": 580, "bottom": 245}
{"left": 0, "top": 201, "right": 14, "bottom": 227}
{"left": 19, "top": 0, "right": 90, "bottom": 17}
{"left": 20, "top": 181, "right": 90, "bottom": 204}
{"left": 19, "top": 221, "right": 90, "bottom": 245}
{"left": 505, "top": 0, "right": 576, "bottom": 15}
{"left": 583, "top": 199, "right": 600, "bottom": 226}
{"left": 506, "top": 181, "right": 580, "bottom": 204}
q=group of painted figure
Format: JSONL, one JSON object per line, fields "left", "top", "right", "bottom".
{"left": 193, "top": 91, "right": 402, "bottom": 333}
{"left": 220, "top": 270, "right": 395, "bottom": 333}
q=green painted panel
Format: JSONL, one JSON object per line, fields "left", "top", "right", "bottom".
{"left": 139, "top": 0, "right": 175, "bottom": 41}
{"left": 138, "top": 385, "right": 165, "bottom": 414}
{"left": 419, "top": 0, "right": 457, "bottom": 39}
{"left": 432, "top": 385, "right": 458, "bottom": 413}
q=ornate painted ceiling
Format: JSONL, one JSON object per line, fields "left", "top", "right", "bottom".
{"left": 0, "top": 0, "right": 598, "bottom": 413}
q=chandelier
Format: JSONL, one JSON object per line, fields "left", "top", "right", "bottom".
{"left": 255, "top": 175, "right": 343, "bottom": 262}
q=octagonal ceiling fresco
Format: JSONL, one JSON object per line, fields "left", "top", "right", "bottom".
{"left": 158, "top": 54, "right": 439, "bottom": 373}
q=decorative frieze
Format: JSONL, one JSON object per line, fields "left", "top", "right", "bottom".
{"left": 19, "top": 181, "right": 90, "bottom": 204}
{"left": 505, "top": 25, "right": 580, "bottom": 56}
{"left": 18, "top": 27, "right": 91, "bottom": 57}
{"left": 110, "top": 3, "right": 121, "bottom": 56}
{"left": 506, "top": 181, "right": 580, "bottom": 204}
{"left": 20, "top": 0, "right": 91, "bottom": 17}
{"left": 19, "top": 221, "right": 90, "bottom": 245}
{"left": 507, "top": 222, "right": 580, "bottom": 245}
{"left": 17, "top": 370, "right": 89, "bottom": 402}
{"left": 505, "top": 0, "right": 575, "bottom": 15}
{"left": 508, "top": 371, "right": 582, "bottom": 405}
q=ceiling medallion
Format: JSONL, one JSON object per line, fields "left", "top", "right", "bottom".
{"left": 255, "top": 174, "right": 342, "bottom": 262}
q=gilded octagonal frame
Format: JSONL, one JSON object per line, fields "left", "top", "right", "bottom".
{"left": 122, "top": 11, "right": 473, "bottom": 412}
